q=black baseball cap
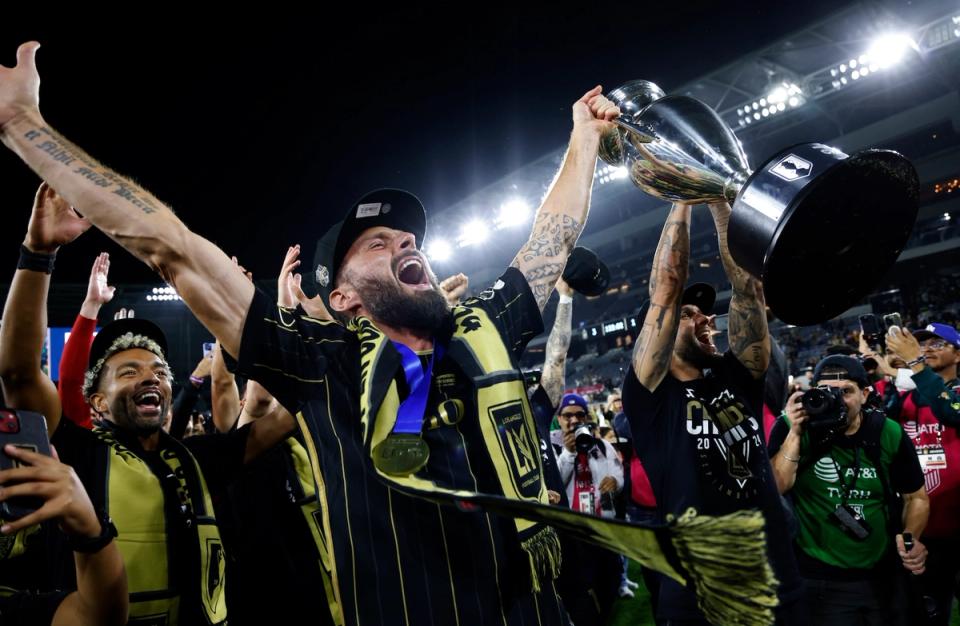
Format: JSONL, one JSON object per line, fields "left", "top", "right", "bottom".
{"left": 311, "top": 189, "right": 427, "bottom": 302}
{"left": 681, "top": 283, "right": 716, "bottom": 315}
{"left": 812, "top": 354, "right": 869, "bottom": 388}
{"left": 562, "top": 247, "right": 610, "bottom": 297}
{"left": 88, "top": 318, "right": 168, "bottom": 371}
{"left": 637, "top": 282, "right": 717, "bottom": 321}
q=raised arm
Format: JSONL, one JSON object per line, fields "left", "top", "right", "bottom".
{"left": 0, "top": 42, "right": 253, "bottom": 357}
{"left": 0, "top": 184, "right": 90, "bottom": 436}
{"left": 707, "top": 201, "right": 770, "bottom": 378}
{"left": 59, "top": 253, "right": 115, "bottom": 429}
{"left": 631, "top": 202, "right": 692, "bottom": 391}
{"left": 210, "top": 341, "right": 240, "bottom": 433}
{"left": 279, "top": 244, "right": 332, "bottom": 321}
{"left": 540, "top": 278, "right": 574, "bottom": 406}
{"left": 511, "top": 86, "right": 618, "bottom": 311}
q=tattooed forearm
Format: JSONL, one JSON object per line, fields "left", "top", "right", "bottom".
{"left": 13, "top": 121, "right": 166, "bottom": 216}
{"left": 708, "top": 203, "right": 770, "bottom": 377}
{"left": 541, "top": 299, "right": 572, "bottom": 405}
{"left": 511, "top": 127, "right": 599, "bottom": 311}
{"left": 631, "top": 203, "right": 691, "bottom": 390}
{"left": 512, "top": 212, "right": 583, "bottom": 311}
{"left": 727, "top": 278, "right": 770, "bottom": 377}
{"left": 631, "top": 303, "right": 680, "bottom": 388}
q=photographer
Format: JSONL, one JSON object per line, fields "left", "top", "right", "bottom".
{"left": 555, "top": 393, "right": 623, "bottom": 516}
{"left": 769, "top": 355, "right": 929, "bottom": 625}
{"left": 553, "top": 393, "right": 623, "bottom": 626}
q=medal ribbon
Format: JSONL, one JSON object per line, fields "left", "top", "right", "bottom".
{"left": 390, "top": 341, "right": 444, "bottom": 435}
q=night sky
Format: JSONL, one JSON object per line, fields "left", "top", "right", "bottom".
{"left": 1, "top": 3, "right": 852, "bottom": 285}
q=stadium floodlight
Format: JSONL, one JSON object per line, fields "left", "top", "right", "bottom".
{"left": 496, "top": 198, "right": 532, "bottom": 227}
{"left": 426, "top": 239, "right": 453, "bottom": 262}
{"left": 458, "top": 220, "right": 490, "bottom": 247}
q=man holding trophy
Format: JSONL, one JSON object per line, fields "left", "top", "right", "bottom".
{"left": 612, "top": 80, "right": 920, "bottom": 624}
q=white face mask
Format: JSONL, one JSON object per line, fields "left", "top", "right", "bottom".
{"left": 895, "top": 368, "right": 917, "bottom": 392}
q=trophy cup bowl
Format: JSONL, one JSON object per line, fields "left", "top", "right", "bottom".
{"left": 600, "top": 80, "right": 920, "bottom": 326}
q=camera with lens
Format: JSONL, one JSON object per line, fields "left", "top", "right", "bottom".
{"left": 801, "top": 386, "right": 847, "bottom": 432}
{"left": 574, "top": 423, "right": 599, "bottom": 454}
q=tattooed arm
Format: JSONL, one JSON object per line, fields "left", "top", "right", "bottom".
{"left": 511, "top": 86, "right": 619, "bottom": 311}
{"left": 540, "top": 279, "right": 574, "bottom": 406}
{"left": 0, "top": 43, "right": 253, "bottom": 357}
{"left": 631, "top": 203, "right": 692, "bottom": 391}
{"left": 708, "top": 201, "right": 770, "bottom": 379}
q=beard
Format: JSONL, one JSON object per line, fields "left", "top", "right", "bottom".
{"left": 110, "top": 395, "right": 167, "bottom": 437}
{"left": 675, "top": 332, "right": 724, "bottom": 370}
{"left": 353, "top": 273, "right": 451, "bottom": 334}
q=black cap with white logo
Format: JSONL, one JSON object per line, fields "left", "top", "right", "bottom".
{"left": 311, "top": 189, "right": 427, "bottom": 303}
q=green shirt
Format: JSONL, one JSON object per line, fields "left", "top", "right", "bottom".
{"left": 784, "top": 415, "right": 912, "bottom": 570}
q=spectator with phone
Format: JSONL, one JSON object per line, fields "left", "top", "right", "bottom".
{"left": 872, "top": 322, "right": 960, "bottom": 624}
{"left": 0, "top": 438, "right": 128, "bottom": 626}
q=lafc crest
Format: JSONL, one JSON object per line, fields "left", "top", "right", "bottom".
{"left": 489, "top": 400, "right": 542, "bottom": 499}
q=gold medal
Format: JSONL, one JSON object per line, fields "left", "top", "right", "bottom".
{"left": 373, "top": 433, "right": 430, "bottom": 476}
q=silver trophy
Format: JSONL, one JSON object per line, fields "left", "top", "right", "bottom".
{"left": 600, "top": 80, "right": 920, "bottom": 326}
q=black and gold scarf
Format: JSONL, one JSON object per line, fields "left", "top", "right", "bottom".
{"left": 351, "top": 303, "right": 779, "bottom": 626}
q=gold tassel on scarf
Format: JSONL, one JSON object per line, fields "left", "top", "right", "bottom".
{"left": 519, "top": 525, "right": 562, "bottom": 593}
{"left": 352, "top": 310, "right": 778, "bottom": 625}
{"left": 670, "top": 508, "right": 777, "bottom": 626}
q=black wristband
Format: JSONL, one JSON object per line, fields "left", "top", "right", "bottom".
{"left": 17, "top": 245, "right": 56, "bottom": 274}
{"left": 67, "top": 515, "right": 118, "bottom": 554}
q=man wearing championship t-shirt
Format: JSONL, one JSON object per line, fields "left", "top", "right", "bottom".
{"left": 621, "top": 200, "right": 805, "bottom": 624}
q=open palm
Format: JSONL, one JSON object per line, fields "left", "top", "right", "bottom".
{"left": 0, "top": 42, "right": 41, "bottom": 129}
{"left": 86, "top": 252, "right": 116, "bottom": 305}
{"left": 25, "top": 183, "right": 91, "bottom": 252}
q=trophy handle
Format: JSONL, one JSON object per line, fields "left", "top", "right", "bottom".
{"left": 614, "top": 118, "right": 655, "bottom": 143}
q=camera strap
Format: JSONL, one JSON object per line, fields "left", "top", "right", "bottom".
{"left": 830, "top": 445, "right": 862, "bottom": 506}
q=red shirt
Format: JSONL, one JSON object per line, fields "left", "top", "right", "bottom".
{"left": 877, "top": 378, "right": 960, "bottom": 538}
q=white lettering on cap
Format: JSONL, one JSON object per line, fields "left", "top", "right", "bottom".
{"left": 356, "top": 203, "right": 382, "bottom": 218}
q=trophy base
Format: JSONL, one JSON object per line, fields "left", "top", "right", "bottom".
{"left": 730, "top": 144, "right": 919, "bottom": 326}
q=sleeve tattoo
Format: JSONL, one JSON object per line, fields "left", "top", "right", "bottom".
{"left": 512, "top": 213, "right": 583, "bottom": 311}
{"left": 541, "top": 299, "right": 572, "bottom": 405}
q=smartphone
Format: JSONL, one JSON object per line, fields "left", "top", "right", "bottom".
{"left": 883, "top": 313, "right": 903, "bottom": 332}
{"left": 0, "top": 409, "right": 53, "bottom": 520}
{"left": 202, "top": 342, "right": 215, "bottom": 357}
{"left": 859, "top": 314, "right": 886, "bottom": 352}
